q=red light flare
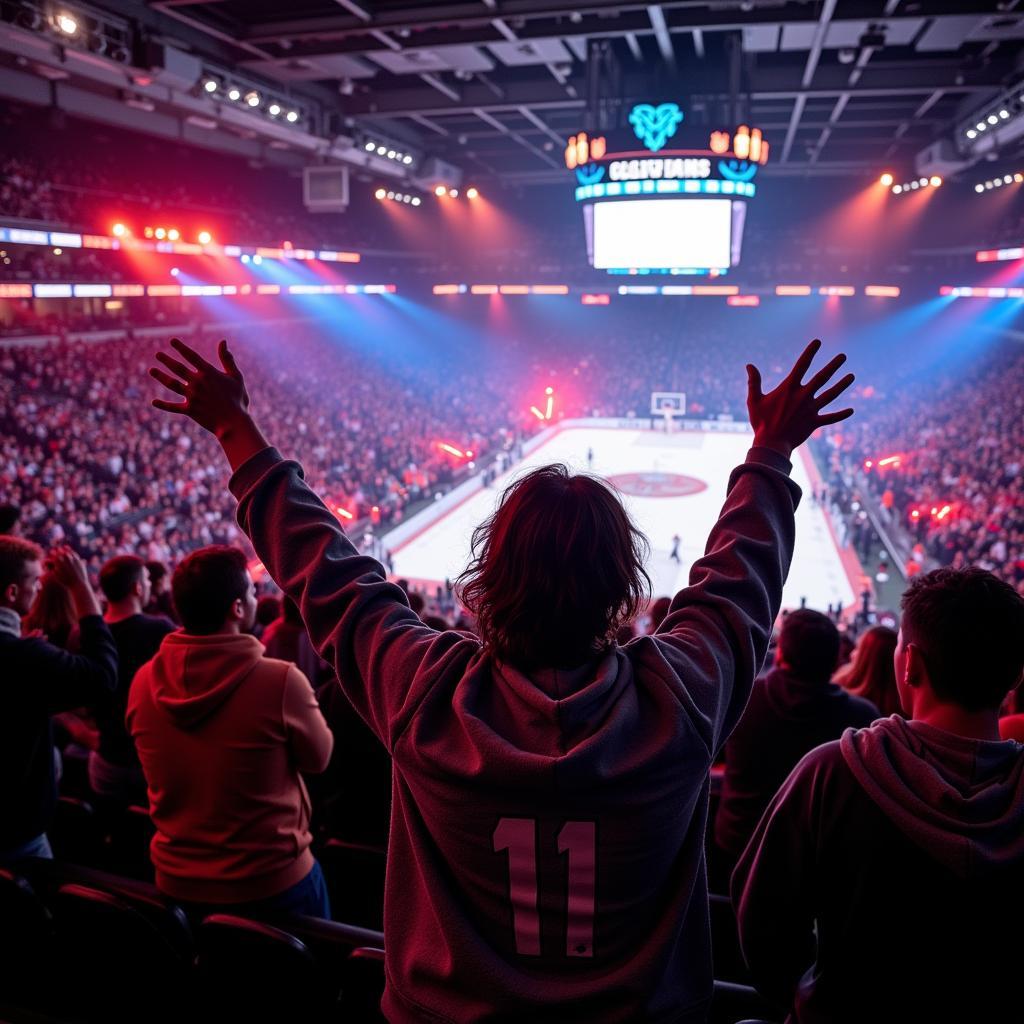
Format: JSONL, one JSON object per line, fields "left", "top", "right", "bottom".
{"left": 438, "top": 442, "right": 469, "bottom": 459}
{"left": 334, "top": 505, "right": 354, "bottom": 520}
{"left": 806, "top": 179, "right": 890, "bottom": 257}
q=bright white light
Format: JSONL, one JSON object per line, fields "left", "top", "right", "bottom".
{"left": 387, "top": 150, "right": 396, "bottom": 159}
{"left": 977, "top": 122, "right": 987, "bottom": 131}
{"left": 893, "top": 185, "right": 902, "bottom": 194}
{"left": 411, "top": 196, "right": 421, "bottom": 206}
{"left": 910, "top": 181, "right": 919, "bottom": 189}
{"left": 252, "top": 254, "right": 262, "bottom": 265}
{"left": 245, "top": 91, "right": 260, "bottom": 107}
{"left": 203, "top": 78, "right": 218, "bottom": 93}
{"left": 1000, "top": 109, "right": 1010, "bottom": 119}
{"left": 365, "top": 141, "right": 375, "bottom": 151}
{"left": 376, "top": 145, "right": 386, "bottom": 155}
{"left": 286, "top": 110, "right": 299, "bottom": 123}
{"left": 975, "top": 183, "right": 984, "bottom": 193}
{"left": 918, "top": 177, "right": 928, "bottom": 186}
{"left": 56, "top": 13, "right": 77, "bottom": 34}
{"left": 967, "top": 129, "right": 977, "bottom": 139}
{"left": 995, "top": 178, "right": 1003, "bottom": 187}
{"left": 268, "top": 103, "right": 281, "bottom": 116}
{"left": 988, "top": 114, "right": 999, "bottom": 125}
{"left": 403, "top": 154, "right": 413, "bottom": 164}
{"left": 228, "top": 87, "right": 241, "bottom": 101}
{"left": 1005, "top": 174, "right": 1013, "bottom": 184}
{"left": 386, "top": 191, "right": 394, "bottom": 199}
{"left": 170, "top": 267, "right": 179, "bottom": 277}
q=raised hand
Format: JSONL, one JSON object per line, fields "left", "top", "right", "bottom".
{"left": 746, "top": 339, "right": 855, "bottom": 459}
{"left": 149, "top": 338, "right": 250, "bottom": 439}
{"left": 48, "top": 545, "right": 102, "bottom": 618}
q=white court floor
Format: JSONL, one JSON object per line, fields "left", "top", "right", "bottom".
{"left": 390, "top": 427, "right": 858, "bottom": 615}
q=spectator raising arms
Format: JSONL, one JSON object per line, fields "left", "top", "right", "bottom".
{"left": 148, "top": 336, "right": 853, "bottom": 1023}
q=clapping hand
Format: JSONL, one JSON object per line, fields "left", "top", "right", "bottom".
{"left": 746, "top": 340, "right": 855, "bottom": 459}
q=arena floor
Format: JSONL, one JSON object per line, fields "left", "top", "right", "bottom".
{"left": 389, "top": 425, "right": 860, "bottom": 615}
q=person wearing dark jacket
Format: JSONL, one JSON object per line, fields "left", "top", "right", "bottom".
{"left": 733, "top": 567, "right": 1024, "bottom": 1023}
{"left": 148, "top": 336, "right": 854, "bottom": 1024}
{"left": 0, "top": 539, "right": 118, "bottom": 864}
{"left": 90, "top": 555, "right": 176, "bottom": 806}
{"left": 714, "top": 608, "right": 878, "bottom": 866}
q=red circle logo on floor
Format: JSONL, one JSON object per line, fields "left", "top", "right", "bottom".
{"left": 606, "top": 472, "right": 708, "bottom": 498}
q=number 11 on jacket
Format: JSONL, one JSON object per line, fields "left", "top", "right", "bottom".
{"left": 493, "top": 817, "right": 596, "bottom": 958}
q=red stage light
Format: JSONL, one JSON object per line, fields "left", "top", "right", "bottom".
{"left": 879, "top": 173, "right": 894, "bottom": 187}
{"left": 335, "top": 505, "right": 354, "bottom": 520}
{"left": 375, "top": 188, "right": 387, "bottom": 200}
{"left": 167, "top": 228, "right": 180, "bottom": 241}
{"left": 111, "top": 222, "right": 128, "bottom": 238}
{"left": 197, "top": 230, "right": 212, "bottom": 245}
{"left": 466, "top": 187, "right": 479, "bottom": 199}
{"left": 581, "top": 293, "right": 610, "bottom": 305}
{"left": 434, "top": 185, "right": 447, "bottom": 197}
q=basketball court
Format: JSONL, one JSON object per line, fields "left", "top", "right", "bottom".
{"left": 387, "top": 422, "right": 861, "bottom": 615}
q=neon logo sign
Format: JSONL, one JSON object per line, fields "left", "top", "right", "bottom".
{"left": 628, "top": 103, "right": 684, "bottom": 152}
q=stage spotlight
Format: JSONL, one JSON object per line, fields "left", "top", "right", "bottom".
{"left": 387, "top": 150, "right": 396, "bottom": 159}
{"left": 203, "top": 78, "right": 218, "bottom": 94}
{"left": 167, "top": 228, "right": 180, "bottom": 241}
{"left": 386, "top": 191, "right": 395, "bottom": 200}
{"left": 197, "top": 230, "right": 212, "bottom": 245}
{"left": 975, "top": 183, "right": 985, "bottom": 193}
{"left": 918, "top": 177, "right": 928, "bottom": 186}
{"left": 227, "top": 87, "right": 241, "bottom": 101}
{"left": 967, "top": 129, "right": 977, "bottom": 139}
{"left": 375, "top": 188, "right": 386, "bottom": 200}
{"left": 435, "top": 185, "right": 447, "bottom": 197}
{"left": 1016, "top": 173, "right": 1024, "bottom": 183}
{"left": 170, "top": 267, "right": 179, "bottom": 277}
{"left": 930, "top": 175, "right": 942, "bottom": 187}
{"left": 286, "top": 110, "right": 299, "bottom": 123}
{"left": 466, "top": 186, "right": 479, "bottom": 199}
{"left": 144, "top": 226, "right": 154, "bottom": 238}
{"left": 449, "top": 187, "right": 459, "bottom": 197}
{"left": 111, "top": 222, "right": 127, "bottom": 237}
{"left": 879, "top": 173, "right": 893, "bottom": 187}
{"left": 892, "top": 185, "right": 902, "bottom": 194}
{"left": 411, "top": 196, "right": 421, "bottom": 206}
{"left": 403, "top": 154, "right": 413, "bottom": 164}
{"left": 987, "top": 114, "right": 998, "bottom": 125}
{"left": 252, "top": 254, "right": 262, "bottom": 265}
{"left": 1005, "top": 174, "right": 1013, "bottom": 184}
{"left": 268, "top": 103, "right": 281, "bottom": 116}
{"left": 995, "top": 178, "right": 1003, "bottom": 187}
{"left": 365, "top": 141, "right": 375, "bottom": 151}
{"left": 1000, "top": 109, "right": 1010, "bottom": 119}
{"left": 55, "top": 12, "right": 78, "bottom": 35}
{"left": 154, "top": 227, "right": 167, "bottom": 239}
{"left": 376, "top": 145, "right": 387, "bottom": 155}
{"left": 245, "top": 91, "right": 260, "bottom": 108}
{"left": 977, "top": 122, "right": 986, "bottom": 131}
{"left": 241, "top": 254, "right": 250, "bottom": 264}
{"left": 52, "top": 248, "right": 62, "bottom": 255}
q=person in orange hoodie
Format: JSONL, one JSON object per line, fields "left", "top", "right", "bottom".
{"left": 127, "top": 544, "right": 333, "bottom": 919}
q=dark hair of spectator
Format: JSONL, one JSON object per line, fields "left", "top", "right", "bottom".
{"left": 833, "top": 625, "right": 900, "bottom": 716}
{"left": 422, "top": 614, "right": 449, "bottom": 632}
{"left": 171, "top": 545, "right": 250, "bottom": 635}
{"left": 99, "top": 554, "right": 147, "bottom": 603}
{"left": 146, "top": 560, "right": 169, "bottom": 585}
{"left": 257, "top": 595, "right": 282, "bottom": 627}
{"left": 23, "top": 574, "right": 77, "bottom": 647}
{"left": 408, "top": 592, "right": 426, "bottom": 616}
{"left": 900, "top": 567, "right": 1024, "bottom": 712}
{"left": 648, "top": 595, "right": 672, "bottom": 633}
{"left": 778, "top": 608, "right": 840, "bottom": 682}
{"left": 0, "top": 503, "right": 20, "bottom": 535}
{"left": 457, "top": 463, "right": 651, "bottom": 669}
{"left": 0, "top": 535, "right": 44, "bottom": 591}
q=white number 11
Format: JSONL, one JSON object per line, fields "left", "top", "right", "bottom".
{"left": 492, "top": 817, "right": 596, "bottom": 958}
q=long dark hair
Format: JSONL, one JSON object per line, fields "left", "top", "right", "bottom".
{"left": 833, "top": 625, "right": 900, "bottom": 716}
{"left": 456, "top": 464, "right": 650, "bottom": 669}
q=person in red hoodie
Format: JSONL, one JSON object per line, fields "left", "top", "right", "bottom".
{"left": 127, "top": 544, "right": 333, "bottom": 918}
{"left": 148, "top": 336, "right": 853, "bottom": 1023}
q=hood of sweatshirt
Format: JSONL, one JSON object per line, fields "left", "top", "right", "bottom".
{"left": 147, "top": 631, "right": 265, "bottom": 730}
{"left": 841, "top": 715, "right": 1024, "bottom": 878}
{"left": 761, "top": 665, "right": 851, "bottom": 720}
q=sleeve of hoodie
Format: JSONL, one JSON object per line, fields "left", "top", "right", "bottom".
{"left": 283, "top": 664, "right": 334, "bottom": 774}
{"left": 230, "top": 447, "right": 472, "bottom": 752}
{"left": 730, "top": 746, "right": 826, "bottom": 1010}
{"left": 652, "top": 446, "right": 800, "bottom": 757}
{"left": 23, "top": 614, "right": 119, "bottom": 714}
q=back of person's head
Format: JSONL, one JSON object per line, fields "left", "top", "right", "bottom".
{"left": 778, "top": 608, "right": 840, "bottom": 682}
{"left": 0, "top": 535, "right": 43, "bottom": 606}
{"left": 99, "top": 554, "right": 147, "bottom": 604}
{"left": 408, "top": 591, "right": 426, "bottom": 616}
{"left": 900, "top": 567, "right": 1024, "bottom": 712}
{"left": 171, "top": 546, "right": 250, "bottom": 635}
{"left": 422, "top": 614, "right": 449, "bottom": 631}
{"left": 0, "top": 503, "right": 20, "bottom": 536}
{"left": 457, "top": 464, "right": 650, "bottom": 669}
{"left": 834, "top": 625, "right": 899, "bottom": 715}
{"left": 23, "top": 574, "right": 77, "bottom": 642}
{"left": 648, "top": 595, "right": 672, "bottom": 633}
{"left": 146, "top": 560, "right": 169, "bottom": 591}
{"left": 257, "top": 594, "right": 282, "bottom": 627}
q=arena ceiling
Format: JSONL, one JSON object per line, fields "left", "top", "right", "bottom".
{"left": 18, "top": 1, "right": 1024, "bottom": 183}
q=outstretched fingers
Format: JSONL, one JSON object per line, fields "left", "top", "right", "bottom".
{"left": 149, "top": 367, "right": 187, "bottom": 395}
{"left": 789, "top": 339, "right": 822, "bottom": 384}
{"left": 817, "top": 407, "right": 855, "bottom": 426}
{"left": 746, "top": 363, "right": 763, "bottom": 400}
{"left": 151, "top": 397, "right": 189, "bottom": 414}
{"left": 155, "top": 351, "right": 194, "bottom": 381}
{"left": 170, "top": 337, "right": 213, "bottom": 371}
{"left": 805, "top": 352, "right": 847, "bottom": 394}
{"left": 814, "top": 372, "right": 855, "bottom": 409}
{"left": 218, "top": 339, "right": 240, "bottom": 379}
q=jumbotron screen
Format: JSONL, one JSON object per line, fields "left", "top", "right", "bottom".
{"left": 585, "top": 197, "right": 747, "bottom": 272}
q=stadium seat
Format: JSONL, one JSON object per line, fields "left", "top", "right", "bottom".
{"left": 0, "top": 869, "right": 54, "bottom": 1001}
{"left": 341, "top": 946, "right": 387, "bottom": 1021}
{"left": 50, "top": 882, "right": 193, "bottom": 1021}
{"left": 48, "top": 796, "right": 106, "bottom": 867}
{"left": 196, "top": 914, "right": 337, "bottom": 1020}
{"left": 709, "top": 980, "right": 779, "bottom": 1024}
{"left": 318, "top": 838, "right": 386, "bottom": 930}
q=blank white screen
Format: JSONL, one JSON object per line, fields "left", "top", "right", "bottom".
{"left": 592, "top": 198, "right": 732, "bottom": 270}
